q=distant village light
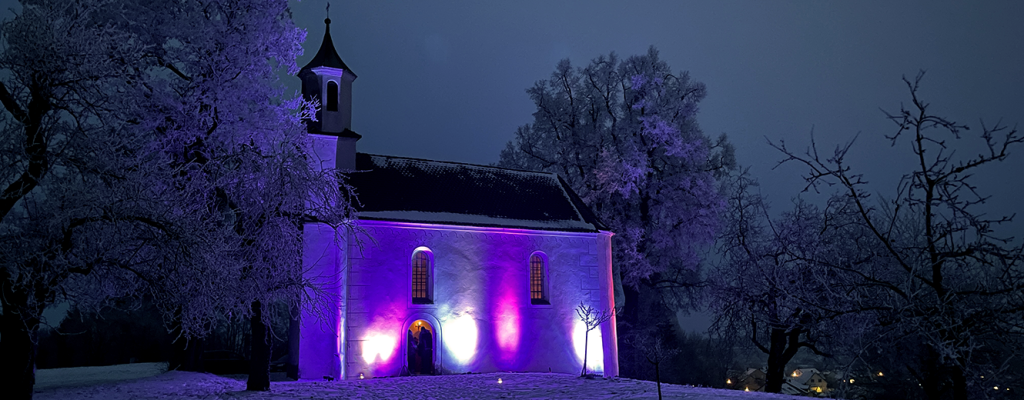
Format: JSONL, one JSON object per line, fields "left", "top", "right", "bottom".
{"left": 744, "top": 387, "right": 750, "bottom": 392}
{"left": 877, "top": 371, "right": 884, "bottom": 377}
{"left": 726, "top": 378, "right": 732, "bottom": 384}
{"left": 498, "top": 378, "right": 503, "bottom": 384}
{"left": 849, "top": 379, "right": 855, "bottom": 384}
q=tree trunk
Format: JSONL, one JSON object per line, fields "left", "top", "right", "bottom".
{"left": 286, "top": 306, "right": 300, "bottom": 380}
{"left": 581, "top": 330, "right": 589, "bottom": 376}
{"left": 0, "top": 277, "right": 41, "bottom": 400}
{"left": 949, "top": 364, "right": 967, "bottom": 400}
{"left": 247, "top": 300, "right": 271, "bottom": 391}
{"left": 654, "top": 361, "right": 663, "bottom": 400}
{"left": 916, "top": 343, "right": 969, "bottom": 400}
{"left": 764, "top": 360, "right": 785, "bottom": 392}
{"left": 763, "top": 327, "right": 789, "bottom": 393}
{"left": 617, "top": 284, "right": 641, "bottom": 378}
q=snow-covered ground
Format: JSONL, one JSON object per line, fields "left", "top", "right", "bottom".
{"left": 35, "top": 362, "right": 168, "bottom": 391}
{"left": 34, "top": 363, "right": 806, "bottom": 399}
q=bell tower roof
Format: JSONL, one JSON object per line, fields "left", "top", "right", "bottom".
{"left": 301, "top": 17, "right": 356, "bottom": 77}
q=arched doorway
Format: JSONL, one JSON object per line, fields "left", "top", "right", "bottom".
{"left": 407, "top": 319, "right": 436, "bottom": 375}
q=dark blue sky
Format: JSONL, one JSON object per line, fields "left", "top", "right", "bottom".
{"left": 1, "top": 0, "right": 1020, "bottom": 229}
{"left": 289, "top": 0, "right": 1023, "bottom": 231}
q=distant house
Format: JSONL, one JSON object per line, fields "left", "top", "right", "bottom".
{"left": 728, "top": 367, "right": 833, "bottom": 396}
{"left": 288, "top": 17, "right": 619, "bottom": 381}
{"left": 727, "top": 368, "right": 766, "bottom": 392}
{"left": 784, "top": 368, "right": 829, "bottom": 396}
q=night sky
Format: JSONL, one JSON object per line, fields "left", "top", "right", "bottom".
{"left": 2, "top": 0, "right": 1021, "bottom": 228}
{"left": 286, "top": 0, "right": 1024, "bottom": 231}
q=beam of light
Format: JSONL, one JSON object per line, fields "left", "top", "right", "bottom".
{"left": 361, "top": 333, "right": 396, "bottom": 364}
{"left": 572, "top": 320, "right": 604, "bottom": 373}
{"left": 443, "top": 314, "right": 478, "bottom": 364}
{"left": 495, "top": 296, "right": 521, "bottom": 355}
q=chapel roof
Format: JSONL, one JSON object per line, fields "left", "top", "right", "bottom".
{"left": 349, "top": 153, "right": 608, "bottom": 233}
{"left": 300, "top": 18, "right": 356, "bottom": 76}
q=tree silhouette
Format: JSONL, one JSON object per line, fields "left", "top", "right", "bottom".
{"left": 771, "top": 71, "right": 1024, "bottom": 400}
{"left": 576, "top": 302, "right": 618, "bottom": 377}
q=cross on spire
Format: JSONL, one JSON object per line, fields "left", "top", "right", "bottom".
{"left": 299, "top": 3, "right": 356, "bottom": 75}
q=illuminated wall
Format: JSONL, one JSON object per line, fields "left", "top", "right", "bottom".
{"left": 339, "top": 220, "right": 618, "bottom": 379}
{"left": 297, "top": 222, "right": 347, "bottom": 380}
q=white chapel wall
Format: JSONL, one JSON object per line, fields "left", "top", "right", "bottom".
{"left": 342, "top": 221, "right": 618, "bottom": 379}
{"left": 298, "top": 222, "right": 348, "bottom": 380}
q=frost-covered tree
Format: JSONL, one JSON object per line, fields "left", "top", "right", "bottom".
{"left": 772, "top": 72, "right": 1024, "bottom": 400}
{"left": 708, "top": 173, "right": 866, "bottom": 393}
{"left": 500, "top": 47, "right": 734, "bottom": 310}
{"left": 0, "top": 1, "right": 353, "bottom": 397}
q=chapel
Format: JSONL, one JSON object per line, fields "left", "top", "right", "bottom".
{"left": 290, "top": 16, "right": 619, "bottom": 380}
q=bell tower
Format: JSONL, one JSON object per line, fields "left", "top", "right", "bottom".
{"left": 298, "top": 16, "right": 360, "bottom": 171}
{"left": 293, "top": 11, "right": 356, "bottom": 383}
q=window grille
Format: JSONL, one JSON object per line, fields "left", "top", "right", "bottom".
{"left": 530, "top": 254, "right": 548, "bottom": 304}
{"left": 412, "top": 251, "right": 430, "bottom": 303}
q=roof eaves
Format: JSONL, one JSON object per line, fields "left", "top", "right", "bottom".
{"left": 556, "top": 175, "right": 609, "bottom": 231}
{"left": 357, "top": 215, "right": 600, "bottom": 233}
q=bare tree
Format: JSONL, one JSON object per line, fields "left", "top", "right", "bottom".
{"left": 575, "top": 302, "right": 618, "bottom": 377}
{"left": 708, "top": 172, "right": 864, "bottom": 393}
{"left": 770, "top": 71, "right": 1024, "bottom": 400}
{"left": 626, "top": 330, "right": 680, "bottom": 400}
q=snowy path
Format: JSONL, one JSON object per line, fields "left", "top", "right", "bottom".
{"left": 34, "top": 363, "right": 805, "bottom": 399}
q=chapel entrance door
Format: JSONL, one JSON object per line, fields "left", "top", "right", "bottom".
{"left": 407, "top": 320, "right": 435, "bottom": 375}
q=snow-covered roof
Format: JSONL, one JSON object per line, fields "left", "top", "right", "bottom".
{"left": 788, "top": 368, "right": 822, "bottom": 387}
{"left": 349, "top": 153, "right": 608, "bottom": 232}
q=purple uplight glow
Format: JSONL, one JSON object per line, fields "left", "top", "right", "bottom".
{"left": 443, "top": 314, "right": 479, "bottom": 365}
{"left": 361, "top": 332, "right": 398, "bottom": 364}
{"left": 495, "top": 298, "right": 521, "bottom": 356}
{"left": 305, "top": 219, "right": 618, "bottom": 379}
{"left": 572, "top": 320, "right": 604, "bottom": 373}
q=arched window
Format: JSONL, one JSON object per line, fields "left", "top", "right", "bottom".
{"left": 530, "top": 253, "right": 548, "bottom": 305}
{"left": 326, "top": 81, "right": 339, "bottom": 112}
{"left": 412, "top": 250, "right": 432, "bottom": 304}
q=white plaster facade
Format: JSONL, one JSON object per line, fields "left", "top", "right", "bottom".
{"left": 293, "top": 16, "right": 619, "bottom": 381}
{"left": 296, "top": 219, "right": 619, "bottom": 380}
